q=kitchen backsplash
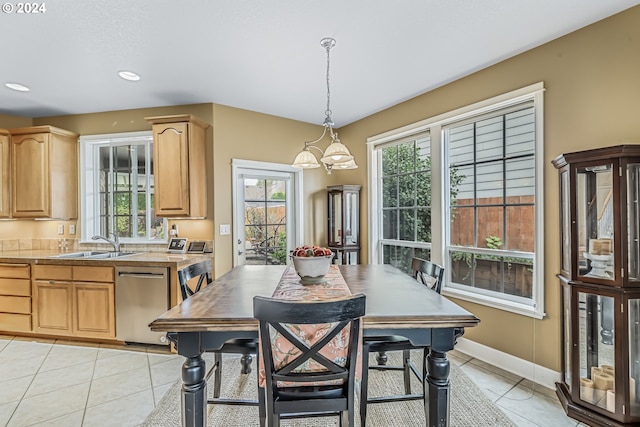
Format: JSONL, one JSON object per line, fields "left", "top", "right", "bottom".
{"left": 0, "top": 239, "right": 214, "bottom": 253}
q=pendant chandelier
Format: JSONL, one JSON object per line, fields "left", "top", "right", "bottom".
{"left": 291, "top": 38, "right": 357, "bottom": 174}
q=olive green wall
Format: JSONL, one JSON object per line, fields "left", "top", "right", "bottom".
{"left": 339, "top": 5, "right": 640, "bottom": 371}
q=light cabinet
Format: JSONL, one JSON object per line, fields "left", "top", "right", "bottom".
{"left": 553, "top": 145, "right": 640, "bottom": 426}
{"left": 0, "top": 129, "right": 9, "bottom": 218}
{"left": 9, "top": 126, "right": 79, "bottom": 219}
{"left": 31, "top": 265, "right": 115, "bottom": 339}
{"left": 0, "top": 263, "right": 32, "bottom": 333}
{"left": 327, "top": 185, "right": 361, "bottom": 265}
{"left": 145, "top": 115, "right": 210, "bottom": 218}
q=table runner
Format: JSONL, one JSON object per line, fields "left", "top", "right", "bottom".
{"left": 258, "top": 264, "right": 359, "bottom": 388}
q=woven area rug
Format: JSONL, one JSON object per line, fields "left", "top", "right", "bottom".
{"left": 143, "top": 352, "right": 515, "bottom": 426}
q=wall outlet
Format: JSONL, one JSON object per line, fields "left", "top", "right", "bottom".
{"left": 57, "top": 224, "right": 64, "bottom": 235}
{"left": 220, "top": 224, "right": 231, "bottom": 235}
{"left": 69, "top": 224, "right": 76, "bottom": 235}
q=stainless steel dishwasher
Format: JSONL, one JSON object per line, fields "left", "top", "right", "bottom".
{"left": 115, "top": 266, "right": 170, "bottom": 346}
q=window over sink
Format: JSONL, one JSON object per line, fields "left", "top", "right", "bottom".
{"left": 80, "top": 131, "right": 167, "bottom": 243}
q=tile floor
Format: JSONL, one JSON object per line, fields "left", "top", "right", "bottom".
{"left": 0, "top": 335, "right": 585, "bottom": 426}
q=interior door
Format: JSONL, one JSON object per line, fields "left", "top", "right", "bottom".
{"left": 232, "top": 160, "right": 302, "bottom": 267}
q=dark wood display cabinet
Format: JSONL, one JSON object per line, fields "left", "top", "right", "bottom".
{"left": 552, "top": 145, "right": 640, "bottom": 426}
{"left": 327, "top": 185, "right": 361, "bottom": 265}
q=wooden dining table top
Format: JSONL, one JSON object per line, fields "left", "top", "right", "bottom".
{"left": 149, "top": 264, "right": 480, "bottom": 333}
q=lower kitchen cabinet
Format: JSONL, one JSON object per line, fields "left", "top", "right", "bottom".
{"left": 0, "top": 263, "right": 32, "bottom": 333}
{"left": 32, "top": 265, "right": 115, "bottom": 339}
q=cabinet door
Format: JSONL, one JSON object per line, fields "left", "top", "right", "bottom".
{"left": 32, "top": 280, "right": 72, "bottom": 335}
{"left": 11, "top": 132, "right": 50, "bottom": 218}
{"left": 0, "top": 131, "right": 9, "bottom": 218}
{"left": 72, "top": 282, "right": 115, "bottom": 338}
{"left": 153, "top": 122, "right": 190, "bottom": 216}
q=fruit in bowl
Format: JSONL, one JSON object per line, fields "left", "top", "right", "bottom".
{"left": 291, "top": 245, "right": 334, "bottom": 284}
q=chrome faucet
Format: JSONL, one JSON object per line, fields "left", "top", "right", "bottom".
{"left": 92, "top": 233, "right": 120, "bottom": 252}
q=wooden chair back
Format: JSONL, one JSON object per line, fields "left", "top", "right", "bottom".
{"left": 178, "top": 259, "right": 213, "bottom": 300}
{"left": 254, "top": 293, "right": 365, "bottom": 425}
{"left": 411, "top": 257, "right": 444, "bottom": 294}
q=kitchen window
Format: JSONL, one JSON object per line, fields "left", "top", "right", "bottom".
{"left": 368, "top": 83, "right": 545, "bottom": 318}
{"left": 80, "top": 131, "right": 166, "bottom": 243}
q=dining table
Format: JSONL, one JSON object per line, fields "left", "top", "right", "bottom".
{"left": 149, "top": 264, "right": 480, "bottom": 427}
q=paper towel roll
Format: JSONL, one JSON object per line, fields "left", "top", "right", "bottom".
{"left": 591, "top": 366, "right": 603, "bottom": 378}
{"left": 606, "top": 389, "right": 615, "bottom": 412}
{"left": 580, "top": 378, "right": 595, "bottom": 402}
{"left": 594, "top": 371, "right": 615, "bottom": 390}
{"left": 601, "top": 364, "right": 615, "bottom": 376}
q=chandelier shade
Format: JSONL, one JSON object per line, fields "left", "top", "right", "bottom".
{"left": 291, "top": 37, "right": 357, "bottom": 174}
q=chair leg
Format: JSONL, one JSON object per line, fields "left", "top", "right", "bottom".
{"left": 213, "top": 352, "right": 222, "bottom": 398}
{"left": 402, "top": 349, "right": 412, "bottom": 395}
{"left": 360, "top": 346, "right": 370, "bottom": 427}
{"left": 240, "top": 354, "right": 253, "bottom": 374}
{"left": 375, "top": 351, "right": 388, "bottom": 365}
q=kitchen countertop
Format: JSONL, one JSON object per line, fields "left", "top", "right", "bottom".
{"left": 0, "top": 249, "right": 213, "bottom": 268}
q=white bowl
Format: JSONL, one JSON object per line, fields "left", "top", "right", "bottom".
{"left": 292, "top": 255, "right": 333, "bottom": 283}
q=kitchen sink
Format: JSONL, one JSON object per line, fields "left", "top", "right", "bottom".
{"left": 50, "top": 251, "right": 139, "bottom": 259}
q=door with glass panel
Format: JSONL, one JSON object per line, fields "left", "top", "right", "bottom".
{"left": 233, "top": 162, "right": 301, "bottom": 266}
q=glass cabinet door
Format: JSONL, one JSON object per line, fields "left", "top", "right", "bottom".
{"left": 329, "top": 192, "right": 342, "bottom": 246}
{"left": 578, "top": 291, "right": 616, "bottom": 411}
{"left": 576, "top": 164, "right": 615, "bottom": 282}
{"left": 627, "top": 164, "right": 640, "bottom": 282}
{"left": 344, "top": 191, "right": 359, "bottom": 246}
{"left": 561, "top": 170, "right": 571, "bottom": 274}
{"left": 630, "top": 298, "right": 640, "bottom": 416}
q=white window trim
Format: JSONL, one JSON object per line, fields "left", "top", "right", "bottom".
{"left": 367, "top": 82, "right": 545, "bottom": 319}
{"left": 79, "top": 130, "right": 166, "bottom": 244}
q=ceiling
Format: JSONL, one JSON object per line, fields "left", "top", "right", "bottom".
{"left": 2, "top": 0, "right": 639, "bottom": 127}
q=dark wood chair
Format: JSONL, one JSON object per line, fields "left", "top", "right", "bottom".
{"left": 176, "top": 259, "right": 259, "bottom": 406}
{"left": 359, "top": 257, "right": 444, "bottom": 426}
{"left": 254, "top": 293, "right": 366, "bottom": 427}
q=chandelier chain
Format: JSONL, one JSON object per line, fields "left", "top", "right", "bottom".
{"left": 324, "top": 40, "right": 332, "bottom": 121}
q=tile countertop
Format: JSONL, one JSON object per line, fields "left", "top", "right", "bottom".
{"left": 0, "top": 249, "right": 213, "bottom": 268}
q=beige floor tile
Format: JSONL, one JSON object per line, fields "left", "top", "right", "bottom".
{"left": 39, "top": 344, "right": 98, "bottom": 372}
{"left": 28, "top": 410, "right": 84, "bottom": 427}
{"left": 25, "top": 360, "right": 95, "bottom": 398}
{"left": 0, "top": 400, "right": 19, "bottom": 427}
{"left": 87, "top": 367, "right": 152, "bottom": 407}
{"left": 147, "top": 352, "right": 181, "bottom": 365}
{"left": 92, "top": 350, "right": 150, "bottom": 379}
{"left": 467, "top": 357, "right": 524, "bottom": 383}
{"left": 458, "top": 360, "right": 520, "bottom": 402}
{"left": 83, "top": 388, "right": 155, "bottom": 427}
{"left": 0, "top": 353, "right": 47, "bottom": 382}
{"left": 7, "top": 382, "right": 90, "bottom": 426}
{"left": 497, "top": 382, "right": 577, "bottom": 427}
{"left": 153, "top": 382, "right": 174, "bottom": 406}
{"left": 12, "top": 336, "right": 56, "bottom": 344}
{"left": 0, "top": 339, "right": 52, "bottom": 360}
{"left": 0, "top": 337, "right": 12, "bottom": 351}
{"left": 0, "top": 375, "right": 33, "bottom": 405}
{"left": 149, "top": 356, "right": 184, "bottom": 387}
{"left": 55, "top": 338, "right": 101, "bottom": 349}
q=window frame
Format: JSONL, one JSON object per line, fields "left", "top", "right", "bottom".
{"left": 79, "top": 131, "right": 167, "bottom": 244}
{"left": 367, "top": 82, "right": 545, "bottom": 319}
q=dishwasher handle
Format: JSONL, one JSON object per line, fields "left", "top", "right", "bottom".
{"left": 117, "top": 272, "right": 167, "bottom": 279}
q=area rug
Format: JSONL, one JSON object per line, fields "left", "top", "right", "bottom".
{"left": 142, "top": 352, "right": 515, "bottom": 426}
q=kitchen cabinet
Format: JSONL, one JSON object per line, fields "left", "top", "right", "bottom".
{"left": 145, "top": 115, "right": 209, "bottom": 218}
{"left": 9, "top": 125, "right": 79, "bottom": 219}
{"left": 32, "top": 265, "right": 115, "bottom": 339}
{"left": 0, "top": 263, "right": 32, "bottom": 333}
{"left": 0, "top": 129, "right": 9, "bottom": 218}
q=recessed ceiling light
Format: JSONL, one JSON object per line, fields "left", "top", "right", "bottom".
{"left": 5, "top": 82, "right": 30, "bottom": 92}
{"left": 118, "top": 70, "right": 141, "bottom": 81}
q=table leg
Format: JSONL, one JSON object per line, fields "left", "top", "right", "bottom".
{"left": 425, "top": 349, "right": 450, "bottom": 427}
{"left": 181, "top": 354, "right": 207, "bottom": 427}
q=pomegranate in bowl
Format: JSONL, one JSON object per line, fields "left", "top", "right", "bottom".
{"left": 291, "top": 245, "right": 334, "bottom": 284}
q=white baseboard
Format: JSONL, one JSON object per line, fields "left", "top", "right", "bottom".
{"left": 454, "top": 337, "right": 561, "bottom": 390}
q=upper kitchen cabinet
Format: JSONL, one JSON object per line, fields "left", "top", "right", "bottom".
{"left": 0, "top": 129, "right": 9, "bottom": 218}
{"left": 9, "top": 126, "right": 79, "bottom": 219}
{"left": 145, "top": 115, "right": 210, "bottom": 218}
